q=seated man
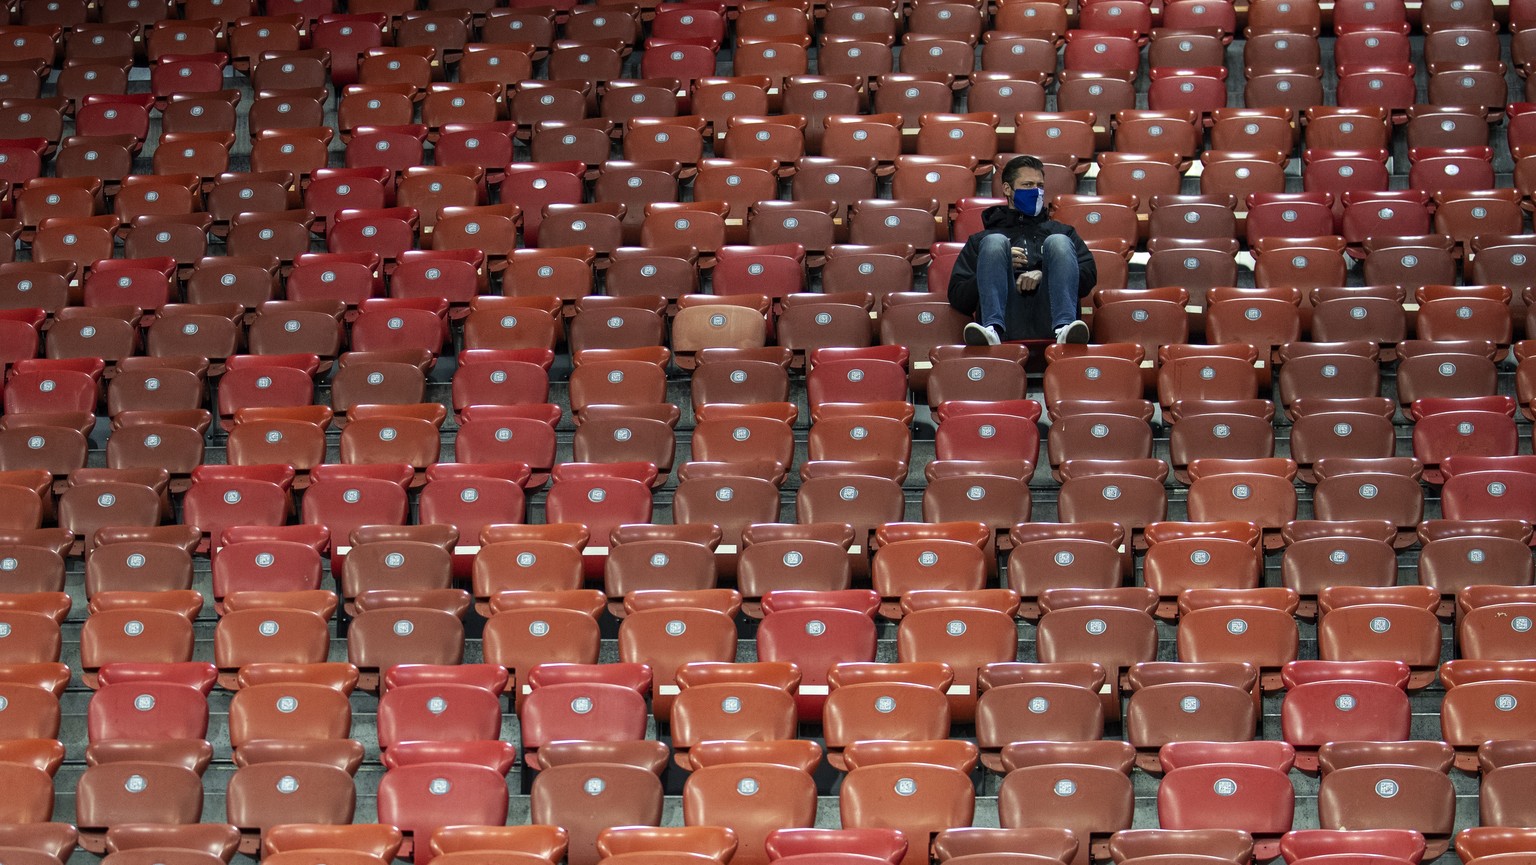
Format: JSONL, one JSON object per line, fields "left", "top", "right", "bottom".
{"left": 947, "top": 154, "right": 1096, "bottom": 345}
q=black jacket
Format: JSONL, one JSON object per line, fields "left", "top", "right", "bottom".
{"left": 947, "top": 204, "right": 1098, "bottom": 339}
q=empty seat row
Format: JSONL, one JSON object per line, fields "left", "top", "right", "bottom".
{"left": 2, "top": 663, "right": 1534, "bottom": 864}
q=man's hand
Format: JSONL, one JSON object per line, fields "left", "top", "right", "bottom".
{"left": 1015, "top": 269, "right": 1042, "bottom": 294}
{"left": 1010, "top": 247, "right": 1029, "bottom": 269}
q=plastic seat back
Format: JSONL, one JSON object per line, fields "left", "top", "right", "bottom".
{"left": 530, "top": 763, "right": 663, "bottom": 865}
{"left": 841, "top": 762, "right": 977, "bottom": 865}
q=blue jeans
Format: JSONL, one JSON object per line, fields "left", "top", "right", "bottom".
{"left": 975, "top": 232, "right": 1082, "bottom": 333}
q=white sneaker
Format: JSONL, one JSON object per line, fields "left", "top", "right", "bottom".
{"left": 964, "top": 322, "right": 1002, "bottom": 346}
{"left": 1055, "top": 319, "right": 1090, "bottom": 344}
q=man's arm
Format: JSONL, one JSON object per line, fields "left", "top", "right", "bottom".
{"left": 1069, "top": 229, "right": 1098, "bottom": 297}
{"left": 947, "top": 235, "right": 983, "bottom": 315}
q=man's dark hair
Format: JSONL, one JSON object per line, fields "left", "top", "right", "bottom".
{"left": 1002, "top": 154, "right": 1046, "bottom": 186}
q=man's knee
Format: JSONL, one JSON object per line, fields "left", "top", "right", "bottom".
{"left": 976, "top": 233, "right": 1012, "bottom": 277}
{"left": 1042, "top": 233, "right": 1075, "bottom": 259}
{"left": 1042, "top": 234, "right": 1078, "bottom": 274}
{"left": 978, "top": 233, "right": 1011, "bottom": 260}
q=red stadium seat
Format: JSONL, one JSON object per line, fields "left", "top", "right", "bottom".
{"left": 378, "top": 763, "right": 509, "bottom": 861}
{"left": 1157, "top": 742, "right": 1297, "bottom": 858}
{"left": 998, "top": 741, "right": 1135, "bottom": 865}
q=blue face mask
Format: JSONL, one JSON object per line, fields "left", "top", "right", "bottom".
{"left": 1012, "top": 186, "right": 1045, "bottom": 216}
